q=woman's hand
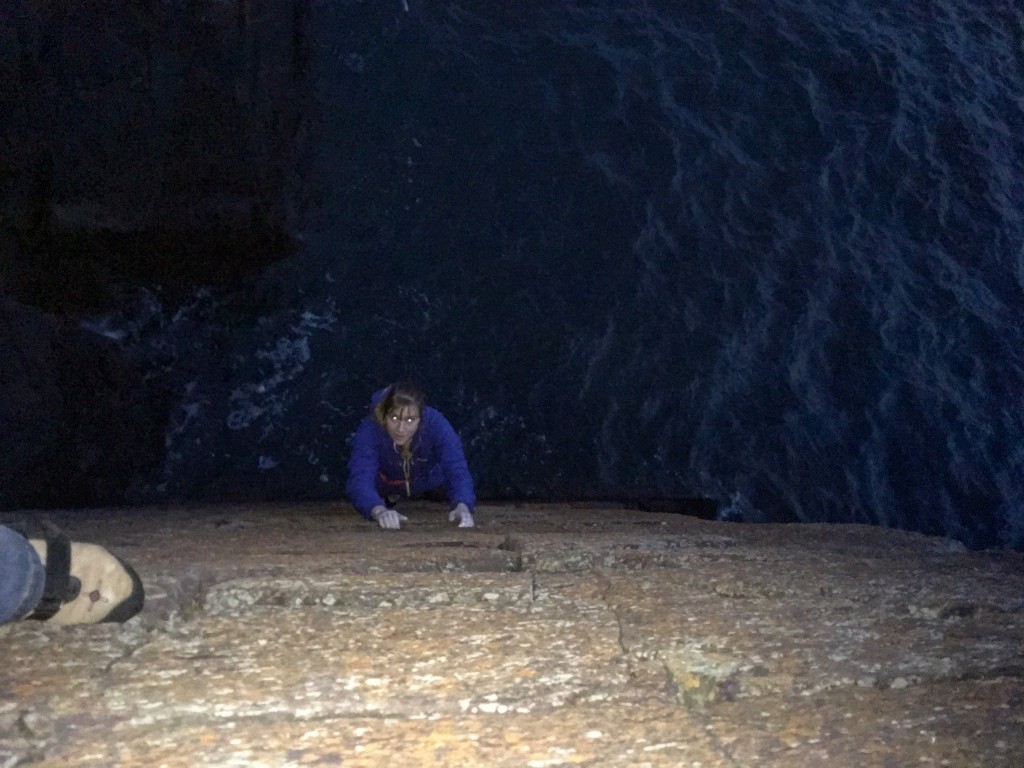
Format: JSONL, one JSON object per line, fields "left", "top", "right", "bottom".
{"left": 371, "top": 506, "right": 407, "bottom": 530}
{"left": 448, "top": 502, "right": 475, "bottom": 528}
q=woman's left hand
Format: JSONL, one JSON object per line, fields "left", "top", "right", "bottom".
{"left": 448, "top": 502, "right": 475, "bottom": 528}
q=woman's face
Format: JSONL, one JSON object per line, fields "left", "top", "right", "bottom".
{"left": 385, "top": 405, "right": 421, "bottom": 447}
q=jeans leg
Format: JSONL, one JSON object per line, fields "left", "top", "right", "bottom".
{"left": 0, "top": 525, "right": 46, "bottom": 624}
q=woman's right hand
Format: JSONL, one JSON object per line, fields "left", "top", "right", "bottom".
{"left": 370, "top": 506, "right": 407, "bottom": 530}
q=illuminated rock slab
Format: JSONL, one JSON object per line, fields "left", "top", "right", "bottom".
{"left": 1, "top": 503, "right": 1021, "bottom": 766}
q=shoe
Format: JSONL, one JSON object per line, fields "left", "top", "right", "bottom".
{"left": 27, "top": 523, "right": 144, "bottom": 624}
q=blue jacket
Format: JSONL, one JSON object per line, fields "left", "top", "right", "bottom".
{"left": 345, "top": 389, "right": 476, "bottom": 519}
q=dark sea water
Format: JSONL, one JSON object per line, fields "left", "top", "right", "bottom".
{"left": 109, "top": 1, "right": 1024, "bottom": 549}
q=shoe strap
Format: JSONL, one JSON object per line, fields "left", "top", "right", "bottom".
{"left": 28, "top": 524, "right": 82, "bottom": 621}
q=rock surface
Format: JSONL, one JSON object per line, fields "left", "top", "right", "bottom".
{"left": 0, "top": 295, "right": 167, "bottom": 510}
{"left": 1, "top": 503, "right": 1022, "bottom": 767}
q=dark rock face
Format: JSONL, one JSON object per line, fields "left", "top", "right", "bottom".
{"left": 0, "top": 0, "right": 308, "bottom": 311}
{"left": 0, "top": 1, "right": 1021, "bottom": 551}
{"left": 0, "top": 295, "right": 167, "bottom": 508}
{"left": 0, "top": 0, "right": 307, "bottom": 507}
